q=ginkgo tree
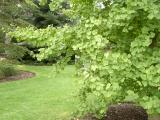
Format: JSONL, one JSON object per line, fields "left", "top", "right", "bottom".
{"left": 9, "top": 0, "right": 160, "bottom": 118}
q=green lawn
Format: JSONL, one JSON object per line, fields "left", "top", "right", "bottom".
{"left": 0, "top": 65, "right": 79, "bottom": 120}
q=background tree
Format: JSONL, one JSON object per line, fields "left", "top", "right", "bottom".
{"left": 0, "top": 0, "right": 71, "bottom": 63}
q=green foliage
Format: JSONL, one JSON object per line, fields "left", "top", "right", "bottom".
{"left": 0, "top": 0, "right": 33, "bottom": 30}
{"left": 0, "top": 43, "right": 29, "bottom": 61}
{"left": 9, "top": 0, "right": 160, "bottom": 118}
{"left": 0, "top": 0, "right": 69, "bottom": 29}
{"left": 27, "top": 0, "right": 71, "bottom": 28}
{"left": 0, "top": 62, "right": 17, "bottom": 79}
{"left": 8, "top": 26, "right": 74, "bottom": 64}
{"left": 0, "top": 0, "right": 70, "bottom": 63}
{"left": 39, "top": 0, "right": 48, "bottom": 6}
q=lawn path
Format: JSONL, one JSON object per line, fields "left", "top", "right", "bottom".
{"left": 0, "top": 65, "right": 79, "bottom": 120}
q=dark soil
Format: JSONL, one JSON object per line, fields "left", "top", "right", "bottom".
{"left": 105, "top": 103, "right": 148, "bottom": 120}
{"left": 0, "top": 70, "right": 36, "bottom": 83}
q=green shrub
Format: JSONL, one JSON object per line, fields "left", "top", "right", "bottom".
{"left": 0, "top": 62, "right": 17, "bottom": 78}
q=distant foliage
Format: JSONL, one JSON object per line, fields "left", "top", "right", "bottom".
{"left": 0, "top": 43, "right": 29, "bottom": 61}
{"left": 9, "top": 0, "right": 160, "bottom": 118}
{"left": 0, "top": 0, "right": 33, "bottom": 30}
{"left": 24, "top": 0, "right": 71, "bottom": 28}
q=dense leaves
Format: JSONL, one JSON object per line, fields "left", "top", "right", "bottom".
{"left": 0, "top": 0, "right": 33, "bottom": 30}
{"left": 9, "top": 0, "right": 160, "bottom": 118}
{"left": 0, "top": 43, "right": 29, "bottom": 60}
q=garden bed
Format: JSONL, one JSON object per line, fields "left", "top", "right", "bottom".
{"left": 0, "top": 70, "right": 35, "bottom": 83}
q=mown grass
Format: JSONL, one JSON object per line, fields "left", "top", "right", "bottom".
{"left": 0, "top": 65, "right": 79, "bottom": 120}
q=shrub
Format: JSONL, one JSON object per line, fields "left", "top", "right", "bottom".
{"left": 0, "top": 62, "right": 17, "bottom": 78}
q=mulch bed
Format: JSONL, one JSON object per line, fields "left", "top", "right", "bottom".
{"left": 0, "top": 70, "right": 36, "bottom": 83}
